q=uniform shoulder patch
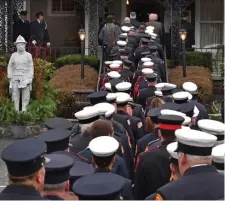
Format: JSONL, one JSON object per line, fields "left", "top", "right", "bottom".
{"left": 155, "top": 193, "right": 163, "bottom": 200}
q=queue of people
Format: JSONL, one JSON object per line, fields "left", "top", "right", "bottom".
{"left": 0, "top": 12, "right": 224, "bottom": 200}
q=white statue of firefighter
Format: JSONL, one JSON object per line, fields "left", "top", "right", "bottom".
{"left": 8, "top": 35, "right": 34, "bottom": 112}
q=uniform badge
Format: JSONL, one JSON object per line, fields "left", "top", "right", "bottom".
{"left": 155, "top": 193, "right": 163, "bottom": 200}
{"left": 127, "top": 119, "right": 131, "bottom": 125}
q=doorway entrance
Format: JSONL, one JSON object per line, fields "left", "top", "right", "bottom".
{"left": 128, "top": 0, "right": 165, "bottom": 23}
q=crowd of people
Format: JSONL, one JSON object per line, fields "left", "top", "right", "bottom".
{"left": 0, "top": 12, "right": 224, "bottom": 200}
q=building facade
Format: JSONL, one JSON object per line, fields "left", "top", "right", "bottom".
{"left": 0, "top": 0, "right": 224, "bottom": 69}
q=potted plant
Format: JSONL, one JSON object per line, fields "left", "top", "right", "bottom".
{"left": 10, "top": 111, "right": 33, "bottom": 139}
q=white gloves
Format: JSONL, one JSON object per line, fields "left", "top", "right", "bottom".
{"left": 47, "top": 42, "right": 50, "bottom": 47}
{"left": 32, "top": 40, "right": 37, "bottom": 45}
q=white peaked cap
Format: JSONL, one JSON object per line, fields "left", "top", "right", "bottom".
{"left": 112, "top": 60, "right": 123, "bottom": 65}
{"left": 107, "top": 71, "right": 121, "bottom": 78}
{"left": 166, "top": 142, "right": 178, "bottom": 159}
{"left": 198, "top": 119, "right": 225, "bottom": 136}
{"left": 121, "top": 33, "right": 128, "bottom": 36}
{"left": 141, "top": 57, "right": 151, "bottom": 62}
{"left": 212, "top": 144, "right": 225, "bottom": 163}
{"left": 89, "top": 136, "right": 119, "bottom": 157}
{"left": 117, "top": 40, "right": 127, "bottom": 46}
{"left": 109, "top": 63, "right": 120, "bottom": 69}
{"left": 94, "top": 103, "right": 115, "bottom": 117}
{"left": 14, "top": 35, "right": 27, "bottom": 44}
{"left": 83, "top": 106, "right": 94, "bottom": 111}
{"left": 116, "top": 82, "right": 132, "bottom": 91}
{"left": 143, "top": 61, "right": 154, "bottom": 67}
{"left": 121, "top": 26, "right": 131, "bottom": 32}
{"left": 105, "top": 82, "right": 112, "bottom": 90}
{"left": 146, "top": 26, "right": 155, "bottom": 30}
{"left": 173, "top": 91, "right": 192, "bottom": 101}
{"left": 175, "top": 128, "right": 217, "bottom": 148}
{"left": 75, "top": 107, "right": 99, "bottom": 120}
{"left": 116, "top": 92, "right": 131, "bottom": 104}
{"left": 105, "top": 61, "right": 113, "bottom": 65}
{"left": 160, "top": 109, "right": 191, "bottom": 126}
{"left": 183, "top": 82, "right": 198, "bottom": 92}
{"left": 106, "top": 93, "right": 118, "bottom": 101}
{"left": 155, "top": 90, "right": 163, "bottom": 97}
{"left": 155, "top": 83, "right": 166, "bottom": 90}
{"left": 165, "top": 83, "right": 177, "bottom": 89}
{"left": 149, "top": 32, "right": 157, "bottom": 37}
{"left": 142, "top": 68, "right": 154, "bottom": 75}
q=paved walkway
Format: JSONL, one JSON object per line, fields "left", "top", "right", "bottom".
{"left": 0, "top": 139, "right": 14, "bottom": 188}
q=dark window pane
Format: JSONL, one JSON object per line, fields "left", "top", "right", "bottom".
{"left": 62, "top": 0, "right": 75, "bottom": 11}
{"left": 52, "top": 0, "right": 61, "bottom": 11}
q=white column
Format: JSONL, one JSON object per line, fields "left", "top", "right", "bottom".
{"left": 195, "top": 0, "right": 200, "bottom": 48}
{"left": 85, "top": 2, "right": 89, "bottom": 55}
{"left": 121, "top": 0, "right": 127, "bottom": 23}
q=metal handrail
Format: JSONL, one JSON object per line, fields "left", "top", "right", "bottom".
{"left": 97, "top": 46, "right": 104, "bottom": 91}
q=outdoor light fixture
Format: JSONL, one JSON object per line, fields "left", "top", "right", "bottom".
{"left": 78, "top": 29, "right": 86, "bottom": 41}
{"left": 78, "top": 29, "right": 86, "bottom": 79}
{"left": 179, "top": 29, "right": 187, "bottom": 77}
{"left": 179, "top": 29, "right": 187, "bottom": 41}
{"left": 126, "top": 0, "right": 129, "bottom": 5}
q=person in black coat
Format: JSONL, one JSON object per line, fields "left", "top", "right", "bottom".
{"left": 13, "top": 11, "right": 30, "bottom": 43}
{"left": 135, "top": 107, "right": 161, "bottom": 157}
{"left": 89, "top": 136, "right": 133, "bottom": 200}
{"left": 30, "top": 11, "right": 50, "bottom": 46}
{"left": 154, "top": 129, "right": 224, "bottom": 200}
{"left": 134, "top": 115, "right": 184, "bottom": 199}
{"left": 130, "top": 12, "right": 140, "bottom": 29}
{"left": 136, "top": 73, "right": 157, "bottom": 107}
{"left": 0, "top": 138, "right": 46, "bottom": 200}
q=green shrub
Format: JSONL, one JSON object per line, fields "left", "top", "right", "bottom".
{"left": 0, "top": 55, "right": 9, "bottom": 69}
{"left": 55, "top": 54, "right": 99, "bottom": 70}
{"left": 35, "top": 59, "right": 55, "bottom": 80}
{"left": 179, "top": 51, "right": 212, "bottom": 71}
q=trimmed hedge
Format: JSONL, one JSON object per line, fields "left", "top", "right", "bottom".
{"left": 179, "top": 51, "right": 212, "bottom": 71}
{"left": 169, "top": 66, "right": 213, "bottom": 103}
{"left": 55, "top": 54, "right": 99, "bottom": 71}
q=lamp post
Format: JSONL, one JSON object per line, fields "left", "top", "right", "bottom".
{"left": 78, "top": 29, "right": 86, "bottom": 79}
{"left": 179, "top": 29, "right": 187, "bottom": 77}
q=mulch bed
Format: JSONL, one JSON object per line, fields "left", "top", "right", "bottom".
{"left": 50, "top": 64, "right": 98, "bottom": 92}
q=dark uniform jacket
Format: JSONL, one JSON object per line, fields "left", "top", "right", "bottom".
{"left": 131, "top": 19, "right": 140, "bottom": 29}
{"left": 30, "top": 20, "right": 50, "bottom": 44}
{"left": 120, "top": 69, "right": 134, "bottom": 82}
{"left": 134, "top": 141, "right": 172, "bottom": 200}
{"left": 146, "top": 21, "right": 163, "bottom": 40}
{"left": 134, "top": 46, "right": 151, "bottom": 67}
{"left": 156, "top": 165, "right": 224, "bottom": 200}
{"left": 137, "top": 86, "right": 156, "bottom": 108}
{"left": 79, "top": 148, "right": 129, "bottom": 179}
{"left": 95, "top": 169, "right": 133, "bottom": 200}
{"left": 117, "top": 110, "right": 145, "bottom": 144}
{"left": 13, "top": 19, "right": 30, "bottom": 43}
{"left": 149, "top": 41, "right": 165, "bottom": 61}
{"left": 70, "top": 132, "right": 91, "bottom": 153}
{"left": 136, "top": 128, "right": 159, "bottom": 157}
{"left": 150, "top": 54, "right": 166, "bottom": 82}
{"left": 190, "top": 100, "right": 209, "bottom": 120}
{"left": 135, "top": 31, "right": 148, "bottom": 45}
{"left": 113, "top": 113, "right": 135, "bottom": 150}
{"left": 127, "top": 35, "right": 138, "bottom": 50}
{"left": 0, "top": 185, "right": 44, "bottom": 200}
